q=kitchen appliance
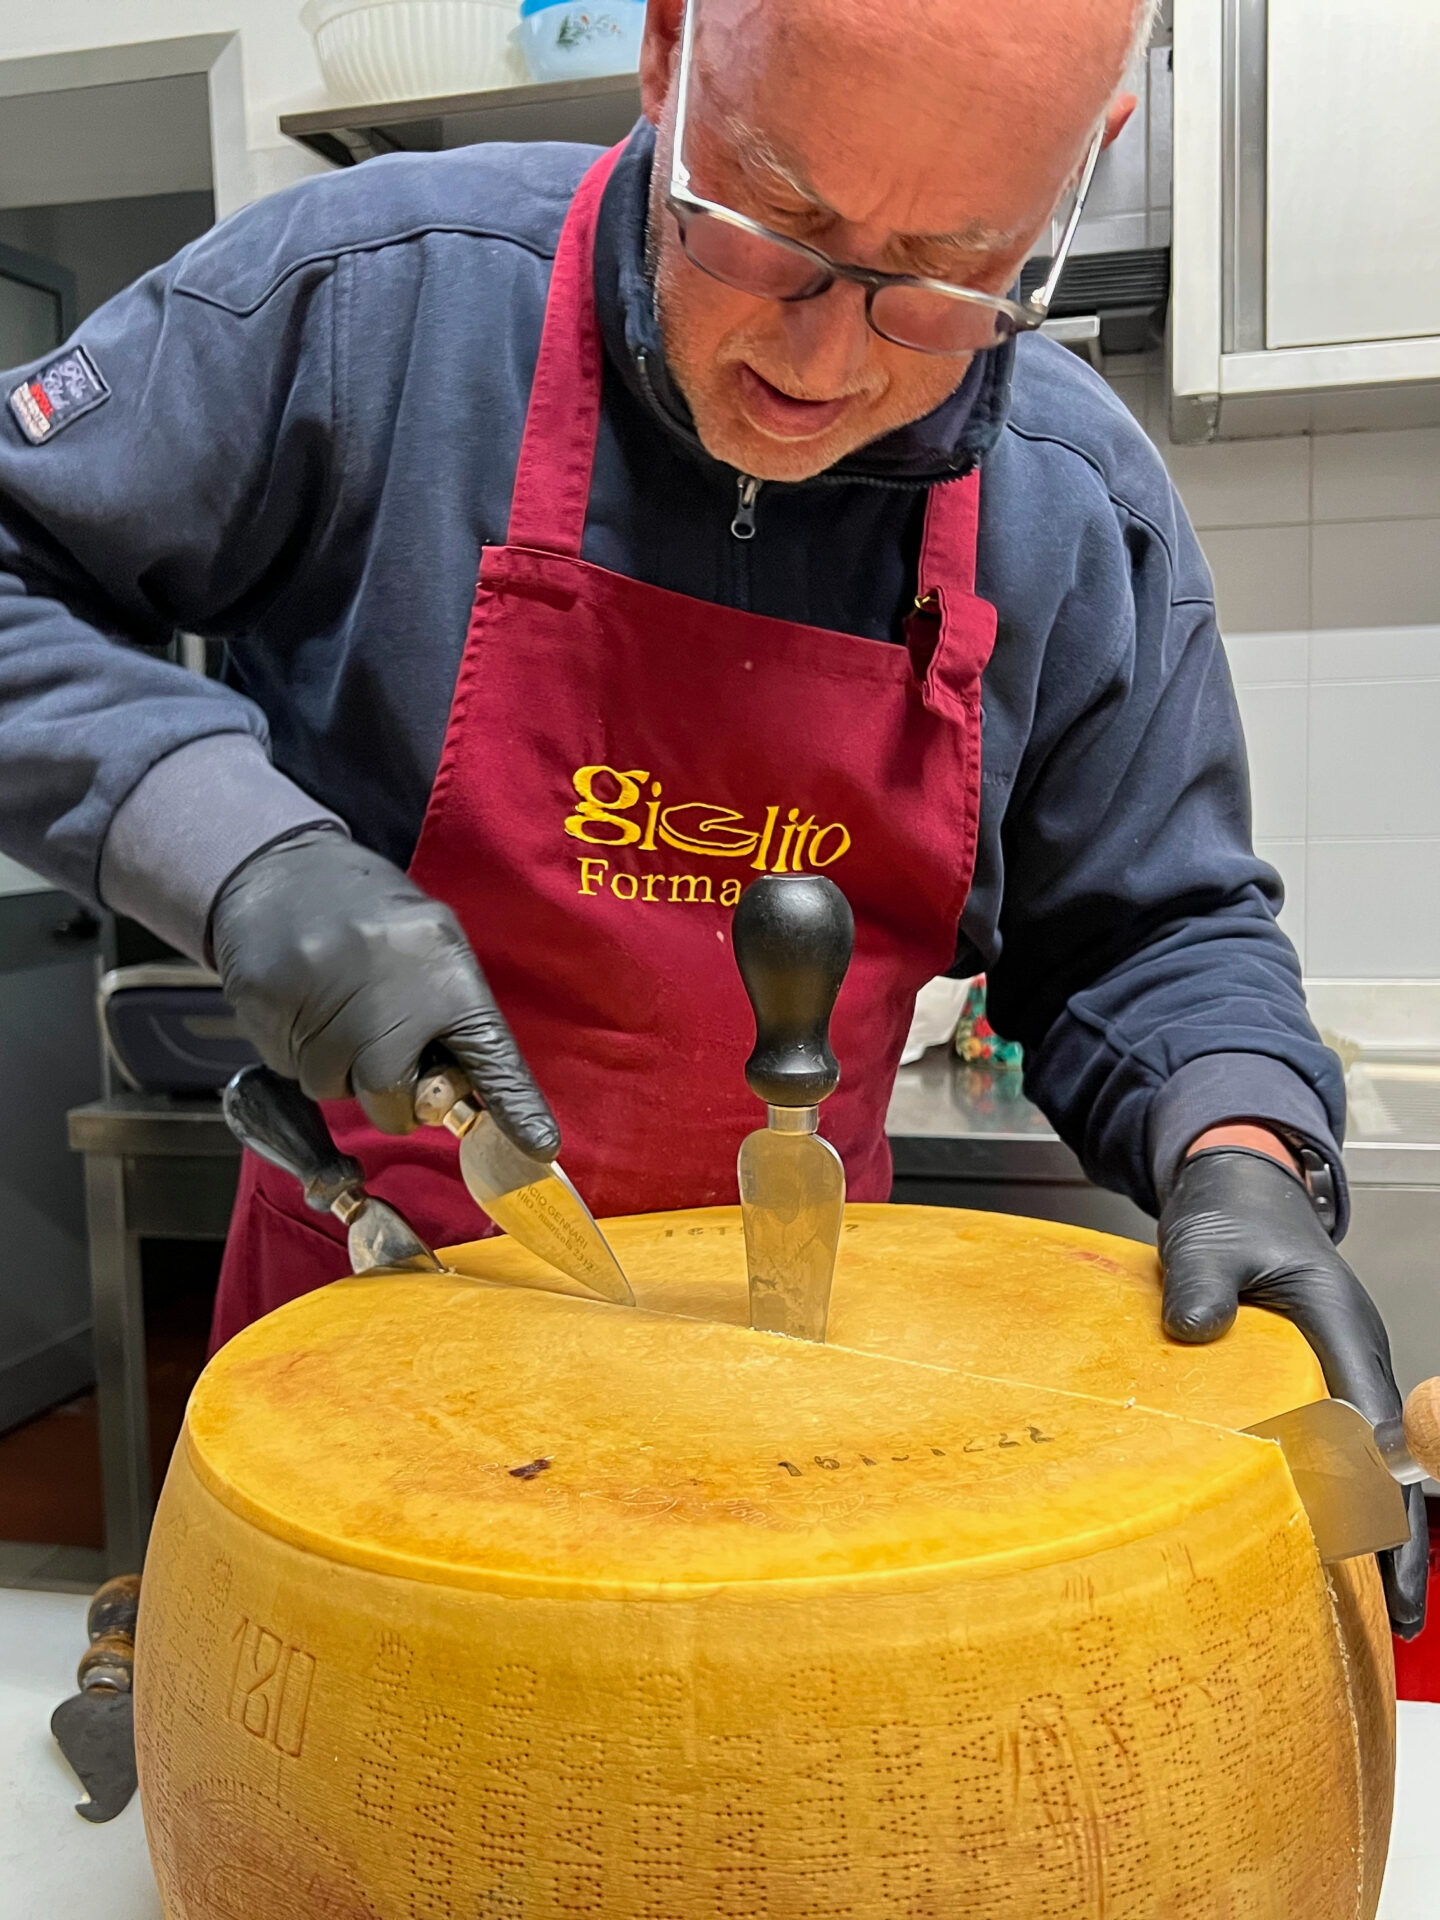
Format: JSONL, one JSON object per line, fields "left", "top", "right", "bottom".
{"left": 98, "top": 965, "right": 257, "bottom": 1096}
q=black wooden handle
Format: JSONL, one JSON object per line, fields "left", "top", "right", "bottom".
{"left": 223, "top": 1065, "right": 363, "bottom": 1213}
{"left": 732, "top": 875, "right": 854, "bottom": 1108}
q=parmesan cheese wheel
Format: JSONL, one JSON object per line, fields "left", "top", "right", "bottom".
{"left": 135, "top": 1204, "right": 1395, "bottom": 1919}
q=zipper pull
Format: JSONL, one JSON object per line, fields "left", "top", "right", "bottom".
{"left": 731, "top": 475, "right": 761, "bottom": 541}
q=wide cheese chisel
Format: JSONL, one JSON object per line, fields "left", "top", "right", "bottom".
{"left": 1245, "top": 1376, "right": 1440, "bottom": 1563}
{"left": 224, "top": 1065, "right": 444, "bottom": 1274}
{"left": 413, "top": 1056, "right": 634, "bottom": 1306}
{"left": 51, "top": 1575, "right": 141, "bottom": 1825}
{"left": 733, "top": 874, "right": 855, "bottom": 1343}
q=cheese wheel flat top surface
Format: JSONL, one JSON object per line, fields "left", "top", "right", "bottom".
{"left": 186, "top": 1205, "right": 1326, "bottom": 1596}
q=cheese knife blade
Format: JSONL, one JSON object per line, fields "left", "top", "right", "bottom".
{"left": 1244, "top": 1377, "right": 1440, "bottom": 1563}
{"left": 414, "top": 1064, "right": 634, "bottom": 1305}
{"left": 50, "top": 1575, "right": 140, "bottom": 1824}
{"left": 732, "top": 874, "right": 855, "bottom": 1343}
{"left": 224, "top": 1066, "right": 445, "bottom": 1274}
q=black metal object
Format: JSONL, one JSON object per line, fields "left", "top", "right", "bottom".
{"left": 1021, "top": 245, "right": 1170, "bottom": 357}
{"left": 1020, "top": 245, "right": 1171, "bottom": 316}
{"left": 101, "top": 970, "right": 259, "bottom": 1094}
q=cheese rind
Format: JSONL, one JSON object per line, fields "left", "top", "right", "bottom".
{"left": 137, "top": 1204, "right": 1393, "bottom": 1920}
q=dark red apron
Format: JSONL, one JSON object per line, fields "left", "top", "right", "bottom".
{"left": 210, "top": 145, "right": 997, "bottom": 1351}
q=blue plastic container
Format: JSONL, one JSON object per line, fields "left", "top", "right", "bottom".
{"left": 516, "top": 0, "right": 645, "bottom": 83}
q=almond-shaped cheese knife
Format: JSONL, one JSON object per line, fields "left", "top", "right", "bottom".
{"left": 51, "top": 1575, "right": 141, "bottom": 1824}
{"left": 1244, "top": 1376, "right": 1440, "bottom": 1563}
{"left": 413, "top": 1059, "right": 634, "bottom": 1306}
{"left": 224, "top": 1065, "right": 444, "bottom": 1275}
{"left": 733, "top": 874, "right": 855, "bottom": 1344}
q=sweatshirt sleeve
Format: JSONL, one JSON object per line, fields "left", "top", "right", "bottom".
{"left": 0, "top": 203, "right": 346, "bottom": 934}
{"left": 980, "top": 454, "right": 1349, "bottom": 1232}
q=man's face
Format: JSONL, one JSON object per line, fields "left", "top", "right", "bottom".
{"left": 640, "top": 0, "right": 1137, "bottom": 483}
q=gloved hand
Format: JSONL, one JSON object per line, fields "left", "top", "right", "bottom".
{"left": 210, "top": 826, "right": 559, "bottom": 1153}
{"left": 1160, "top": 1144, "right": 1428, "bottom": 1639}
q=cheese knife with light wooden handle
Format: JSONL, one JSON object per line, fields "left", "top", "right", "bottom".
{"left": 413, "top": 1051, "right": 634, "bottom": 1306}
{"left": 1246, "top": 1377, "right": 1440, "bottom": 1563}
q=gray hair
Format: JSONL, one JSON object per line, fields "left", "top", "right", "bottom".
{"left": 1129, "top": 0, "right": 1162, "bottom": 69}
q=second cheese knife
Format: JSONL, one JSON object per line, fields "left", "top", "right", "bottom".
{"left": 225, "top": 1065, "right": 444, "bottom": 1274}
{"left": 1245, "top": 1376, "right": 1440, "bottom": 1563}
{"left": 733, "top": 874, "right": 855, "bottom": 1343}
{"left": 413, "top": 1058, "right": 634, "bottom": 1306}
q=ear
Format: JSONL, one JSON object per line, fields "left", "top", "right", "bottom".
{"left": 1102, "top": 91, "right": 1138, "bottom": 149}
{"left": 640, "top": 0, "right": 685, "bottom": 124}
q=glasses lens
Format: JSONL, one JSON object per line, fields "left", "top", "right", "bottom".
{"left": 870, "top": 284, "right": 1015, "bottom": 355}
{"left": 679, "top": 210, "right": 831, "bottom": 302}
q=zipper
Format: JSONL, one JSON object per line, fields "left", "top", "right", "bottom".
{"left": 634, "top": 349, "right": 956, "bottom": 497}
{"left": 633, "top": 346, "right": 974, "bottom": 621}
{"left": 731, "top": 474, "right": 762, "bottom": 541}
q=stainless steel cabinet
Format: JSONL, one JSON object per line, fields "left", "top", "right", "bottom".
{"left": 1171, "top": 0, "right": 1440, "bottom": 438}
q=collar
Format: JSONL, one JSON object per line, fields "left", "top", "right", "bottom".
{"left": 592, "top": 120, "right": 1015, "bottom": 489}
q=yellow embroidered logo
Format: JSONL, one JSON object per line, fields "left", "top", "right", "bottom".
{"left": 564, "top": 764, "right": 852, "bottom": 907}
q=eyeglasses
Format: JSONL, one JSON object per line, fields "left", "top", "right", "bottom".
{"left": 664, "top": 0, "right": 1105, "bottom": 357}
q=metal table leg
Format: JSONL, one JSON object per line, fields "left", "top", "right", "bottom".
{"left": 83, "top": 1153, "right": 152, "bottom": 1575}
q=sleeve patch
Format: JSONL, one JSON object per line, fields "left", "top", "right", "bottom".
{"left": 8, "top": 345, "right": 110, "bottom": 445}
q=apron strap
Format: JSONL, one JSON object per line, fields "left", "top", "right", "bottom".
{"left": 509, "top": 140, "right": 998, "bottom": 710}
{"left": 908, "top": 467, "right": 998, "bottom": 717}
{"left": 505, "top": 145, "right": 625, "bottom": 556}
{"left": 917, "top": 467, "right": 981, "bottom": 600}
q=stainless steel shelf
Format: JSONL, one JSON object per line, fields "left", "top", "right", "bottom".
{"left": 279, "top": 74, "right": 642, "bottom": 168}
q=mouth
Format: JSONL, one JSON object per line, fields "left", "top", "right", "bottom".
{"left": 734, "top": 364, "right": 860, "bottom": 441}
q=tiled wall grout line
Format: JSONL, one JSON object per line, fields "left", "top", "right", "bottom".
{"left": 1105, "top": 353, "right": 1437, "bottom": 976}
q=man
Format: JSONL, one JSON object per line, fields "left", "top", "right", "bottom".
{"left": 0, "top": 0, "right": 1424, "bottom": 1631}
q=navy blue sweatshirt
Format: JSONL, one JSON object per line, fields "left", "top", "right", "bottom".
{"left": 0, "top": 123, "right": 1347, "bottom": 1224}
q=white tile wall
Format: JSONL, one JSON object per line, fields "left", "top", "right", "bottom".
{"left": 1162, "top": 434, "right": 1311, "bottom": 528}
{"left": 1253, "top": 837, "right": 1307, "bottom": 968}
{"left": 1308, "top": 680, "right": 1440, "bottom": 839}
{"left": 1101, "top": 351, "right": 1440, "bottom": 981}
{"left": 1107, "top": 357, "right": 1440, "bottom": 635}
{"left": 1306, "top": 840, "right": 1440, "bottom": 977}
{"left": 1234, "top": 684, "right": 1307, "bottom": 839}
{"left": 1311, "top": 428, "right": 1440, "bottom": 523}
{"left": 1201, "top": 526, "right": 1313, "bottom": 632}
{"left": 1312, "top": 520, "right": 1440, "bottom": 630}
{"left": 1223, "top": 623, "right": 1440, "bottom": 978}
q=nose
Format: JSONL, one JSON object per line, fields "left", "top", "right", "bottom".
{"left": 778, "top": 278, "right": 873, "bottom": 392}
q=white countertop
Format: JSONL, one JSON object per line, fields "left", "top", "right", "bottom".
{"left": 0, "top": 1586, "right": 1435, "bottom": 1917}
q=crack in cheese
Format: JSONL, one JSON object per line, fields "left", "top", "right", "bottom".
{"left": 136, "top": 1204, "right": 1395, "bottom": 1918}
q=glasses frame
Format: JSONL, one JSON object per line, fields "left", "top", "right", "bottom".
{"left": 664, "top": 0, "right": 1106, "bottom": 355}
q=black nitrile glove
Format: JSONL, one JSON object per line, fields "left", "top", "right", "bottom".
{"left": 210, "top": 826, "right": 559, "bottom": 1153}
{"left": 1160, "top": 1144, "right": 1427, "bottom": 1639}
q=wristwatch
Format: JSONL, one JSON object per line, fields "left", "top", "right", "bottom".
{"left": 1274, "top": 1132, "right": 1340, "bottom": 1235}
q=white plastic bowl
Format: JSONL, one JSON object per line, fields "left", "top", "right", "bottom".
{"left": 516, "top": 0, "right": 645, "bottom": 84}
{"left": 301, "top": 0, "right": 525, "bottom": 104}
